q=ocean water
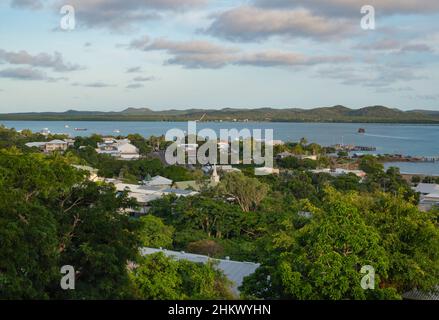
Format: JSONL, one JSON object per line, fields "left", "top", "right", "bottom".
{"left": 2, "top": 121, "right": 439, "bottom": 174}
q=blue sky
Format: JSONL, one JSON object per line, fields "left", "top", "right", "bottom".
{"left": 0, "top": 0, "right": 438, "bottom": 113}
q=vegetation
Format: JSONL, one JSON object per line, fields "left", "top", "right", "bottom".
{"left": 2, "top": 105, "right": 439, "bottom": 123}
{"left": 0, "top": 125, "right": 438, "bottom": 300}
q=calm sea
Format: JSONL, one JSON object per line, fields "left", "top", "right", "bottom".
{"left": 2, "top": 121, "right": 439, "bottom": 175}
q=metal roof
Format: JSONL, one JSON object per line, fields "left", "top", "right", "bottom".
{"left": 414, "top": 183, "right": 439, "bottom": 194}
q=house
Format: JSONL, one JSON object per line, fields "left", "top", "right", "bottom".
{"left": 414, "top": 183, "right": 439, "bottom": 195}
{"left": 311, "top": 168, "right": 367, "bottom": 179}
{"left": 25, "top": 139, "right": 71, "bottom": 153}
{"left": 403, "top": 286, "right": 439, "bottom": 300}
{"left": 72, "top": 165, "right": 99, "bottom": 181}
{"left": 218, "top": 165, "right": 242, "bottom": 173}
{"left": 277, "top": 152, "right": 317, "bottom": 161}
{"left": 141, "top": 247, "right": 260, "bottom": 296}
{"left": 96, "top": 138, "right": 140, "bottom": 160}
{"left": 255, "top": 167, "right": 280, "bottom": 175}
{"left": 45, "top": 140, "right": 69, "bottom": 152}
{"left": 143, "top": 175, "right": 173, "bottom": 188}
{"left": 114, "top": 181, "right": 197, "bottom": 216}
{"left": 413, "top": 183, "right": 439, "bottom": 211}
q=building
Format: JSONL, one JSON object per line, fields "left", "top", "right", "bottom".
{"left": 255, "top": 167, "right": 280, "bottom": 175}
{"left": 44, "top": 139, "right": 69, "bottom": 152}
{"left": 276, "top": 152, "right": 318, "bottom": 161}
{"left": 311, "top": 168, "right": 367, "bottom": 179}
{"left": 25, "top": 139, "right": 71, "bottom": 153}
{"left": 413, "top": 183, "right": 439, "bottom": 211}
{"left": 141, "top": 247, "right": 260, "bottom": 295}
{"left": 96, "top": 138, "right": 140, "bottom": 160}
{"left": 115, "top": 181, "right": 197, "bottom": 216}
{"left": 211, "top": 164, "right": 220, "bottom": 184}
{"left": 218, "top": 165, "right": 242, "bottom": 173}
{"left": 143, "top": 175, "right": 173, "bottom": 188}
{"left": 72, "top": 165, "right": 99, "bottom": 182}
{"left": 403, "top": 286, "right": 439, "bottom": 300}
{"left": 414, "top": 183, "right": 439, "bottom": 195}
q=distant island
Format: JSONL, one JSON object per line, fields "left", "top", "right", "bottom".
{"left": 1, "top": 105, "right": 439, "bottom": 123}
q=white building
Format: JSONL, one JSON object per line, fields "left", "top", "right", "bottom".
{"left": 143, "top": 176, "right": 173, "bottom": 188}
{"left": 277, "top": 152, "right": 318, "bottom": 161}
{"left": 25, "top": 139, "right": 71, "bottom": 153}
{"left": 115, "top": 181, "right": 198, "bottom": 215}
{"left": 413, "top": 183, "right": 439, "bottom": 211}
{"left": 96, "top": 138, "right": 140, "bottom": 160}
{"left": 311, "top": 168, "right": 367, "bottom": 179}
{"left": 254, "top": 167, "right": 280, "bottom": 175}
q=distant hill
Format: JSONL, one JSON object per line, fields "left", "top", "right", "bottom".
{"left": 1, "top": 105, "right": 439, "bottom": 123}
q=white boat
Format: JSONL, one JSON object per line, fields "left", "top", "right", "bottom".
{"left": 113, "top": 129, "right": 121, "bottom": 133}
{"left": 65, "top": 125, "right": 70, "bottom": 128}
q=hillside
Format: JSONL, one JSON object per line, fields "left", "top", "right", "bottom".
{"left": 1, "top": 105, "right": 439, "bottom": 123}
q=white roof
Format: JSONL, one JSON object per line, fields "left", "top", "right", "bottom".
{"left": 415, "top": 183, "right": 439, "bottom": 194}
{"left": 25, "top": 142, "right": 47, "bottom": 148}
{"left": 48, "top": 139, "right": 67, "bottom": 144}
{"left": 145, "top": 176, "right": 173, "bottom": 186}
{"left": 117, "top": 143, "right": 139, "bottom": 153}
{"left": 141, "top": 248, "right": 260, "bottom": 295}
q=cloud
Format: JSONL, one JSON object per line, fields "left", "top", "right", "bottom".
{"left": 130, "top": 37, "right": 238, "bottom": 68}
{"left": 133, "top": 76, "right": 156, "bottom": 81}
{"left": 126, "top": 83, "right": 144, "bottom": 89}
{"left": 354, "top": 39, "right": 435, "bottom": 54}
{"left": 205, "top": 6, "right": 353, "bottom": 42}
{"left": 253, "top": 0, "right": 439, "bottom": 17}
{"left": 236, "top": 51, "right": 349, "bottom": 67}
{"left": 0, "top": 67, "right": 64, "bottom": 81}
{"left": 414, "top": 94, "right": 439, "bottom": 100}
{"left": 400, "top": 44, "right": 434, "bottom": 53}
{"left": 130, "top": 36, "right": 349, "bottom": 69}
{"left": 10, "top": 0, "right": 43, "bottom": 10}
{"left": 72, "top": 82, "right": 116, "bottom": 88}
{"left": 126, "top": 66, "right": 142, "bottom": 73}
{"left": 55, "top": 0, "right": 207, "bottom": 31}
{"left": 0, "top": 49, "right": 83, "bottom": 72}
{"left": 317, "top": 64, "right": 426, "bottom": 88}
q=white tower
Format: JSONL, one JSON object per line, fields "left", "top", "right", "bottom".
{"left": 211, "top": 164, "right": 220, "bottom": 184}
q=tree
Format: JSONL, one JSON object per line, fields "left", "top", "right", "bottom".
{"left": 0, "top": 149, "right": 141, "bottom": 299}
{"left": 359, "top": 155, "right": 384, "bottom": 176}
{"left": 217, "top": 172, "right": 269, "bottom": 212}
{"left": 130, "top": 253, "right": 234, "bottom": 300}
{"left": 242, "top": 187, "right": 439, "bottom": 300}
{"left": 187, "top": 240, "right": 224, "bottom": 258}
{"left": 139, "top": 215, "right": 174, "bottom": 249}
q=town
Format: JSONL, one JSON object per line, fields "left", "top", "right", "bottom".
{"left": 1, "top": 124, "right": 438, "bottom": 300}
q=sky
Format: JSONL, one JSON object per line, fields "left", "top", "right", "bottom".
{"left": 0, "top": 0, "right": 438, "bottom": 113}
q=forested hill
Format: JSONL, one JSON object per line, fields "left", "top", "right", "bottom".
{"left": 1, "top": 105, "right": 439, "bottom": 123}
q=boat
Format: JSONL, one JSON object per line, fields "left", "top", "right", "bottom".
{"left": 113, "top": 129, "right": 121, "bottom": 133}
{"left": 65, "top": 125, "right": 70, "bottom": 128}
{"left": 358, "top": 128, "right": 366, "bottom": 134}
{"left": 74, "top": 128, "right": 88, "bottom": 131}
